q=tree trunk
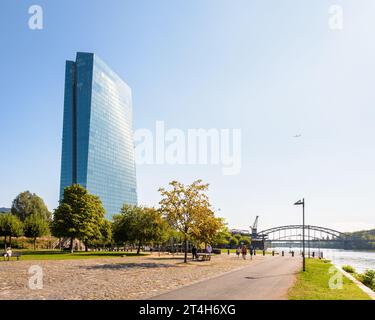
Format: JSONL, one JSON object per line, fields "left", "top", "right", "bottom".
{"left": 70, "top": 238, "right": 74, "bottom": 253}
{"left": 184, "top": 237, "right": 188, "bottom": 263}
{"left": 34, "top": 238, "right": 37, "bottom": 251}
{"left": 9, "top": 236, "right": 12, "bottom": 247}
{"left": 4, "top": 236, "right": 6, "bottom": 250}
{"left": 137, "top": 240, "right": 142, "bottom": 255}
{"left": 85, "top": 242, "right": 88, "bottom": 252}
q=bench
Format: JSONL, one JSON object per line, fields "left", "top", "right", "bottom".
{"left": 195, "top": 253, "right": 211, "bottom": 261}
{"left": 2, "top": 252, "right": 21, "bottom": 261}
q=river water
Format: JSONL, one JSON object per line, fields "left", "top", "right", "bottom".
{"left": 272, "top": 247, "right": 375, "bottom": 273}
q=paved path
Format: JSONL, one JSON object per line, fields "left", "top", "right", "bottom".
{"left": 152, "top": 256, "right": 301, "bottom": 300}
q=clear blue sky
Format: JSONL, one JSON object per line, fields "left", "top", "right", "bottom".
{"left": 1, "top": 0, "right": 375, "bottom": 232}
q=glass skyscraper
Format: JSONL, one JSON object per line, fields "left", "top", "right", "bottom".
{"left": 59, "top": 52, "right": 137, "bottom": 218}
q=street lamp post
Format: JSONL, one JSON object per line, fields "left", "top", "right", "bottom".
{"left": 294, "top": 198, "right": 306, "bottom": 272}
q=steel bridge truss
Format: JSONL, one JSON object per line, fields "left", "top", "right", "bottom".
{"left": 257, "top": 225, "right": 347, "bottom": 241}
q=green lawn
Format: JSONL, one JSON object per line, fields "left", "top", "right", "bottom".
{"left": 288, "top": 258, "right": 371, "bottom": 300}
{"left": 221, "top": 249, "right": 237, "bottom": 254}
{"left": 1, "top": 250, "right": 147, "bottom": 261}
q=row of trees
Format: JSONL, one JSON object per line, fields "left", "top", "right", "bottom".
{"left": 111, "top": 180, "right": 229, "bottom": 262}
{"left": 228, "top": 233, "right": 251, "bottom": 247}
{"left": 1, "top": 180, "right": 236, "bottom": 262}
{"left": 113, "top": 205, "right": 168, "bottom": 255}
{"left": 0, "top": 191, "right": 51, "bottom": 249}
{"left": 52, "top": 180, "right": 227, "bottom": 262}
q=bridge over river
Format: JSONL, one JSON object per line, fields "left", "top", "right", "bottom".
{"left": 251, "top": 225, "right": 375, "bottom": 250}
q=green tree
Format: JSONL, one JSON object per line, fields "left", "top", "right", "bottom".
{"left": 159, "top": 180, "right": 213, "bottom": 263}
{"left": 24, "top": 214, "right": 50, "bottom": 250}
{"left": 229, "top": 236, "right": 239, "bottom": 248}
{"left": 233, "top": 233, "right": 242, "bottom": 241}
{"left": 193, "top": 214, "right": 225, "bottom": 248}
{"left": 212, "top": 225, "right": 231, "bottom": 247}
{"left": 0, "top": 214, "right": 24, "bottom": 248}
{"left": 113, "top": 205, "right": 168, "bottom": 254}
{"left": 51, "top": 184, "right": 105, "bottom": 253}
{"left": 11, "top": 191, "right": 51, "bottom": 222}
{"left": 83, "top": 219, "right": 113, "bottom": 249}
{"left": 359, "top": 270, "right": 375, "bottom": 290}
{"left": 167, "top": 228, "right": 185, "bottom": 252}
{"left": 100, "top": 219, "right": 113, "bottom": 247}
{"left": 239, "top": 236, "right": 251, "bottom": 246}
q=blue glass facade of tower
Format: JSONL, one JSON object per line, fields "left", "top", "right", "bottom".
{"left": 60, "top": 52, "right": 137, "bottom": 218}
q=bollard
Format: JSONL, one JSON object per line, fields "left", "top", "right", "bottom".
{"left": 262, "top": 250, "right": 265, "bottom": 256}
{"left": 254, "top": 250, "right": 256, "bottom": 256}
{"left": 282, "top": 251, "right": 284, "bottom": 256}
{"left": 272, "top": 251, "right": 274, "bottom": 256}
{"left": 312, "top": 252, "right": 315, "bottom": 258}
{"left": 291, "top": 251, "right": 294, "bottom": 257}
{"left": 227, "top": 249, "right": 230, "bottom": 255}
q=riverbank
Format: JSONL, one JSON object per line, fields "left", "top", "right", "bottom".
{"left": 272, "top": 247, "right": 375, "bottom": 274}
{"left": 288, "top": 258, "right": 371, "bottom": 300}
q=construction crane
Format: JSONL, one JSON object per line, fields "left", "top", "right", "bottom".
{"left": 250, "top": 216, "right": 259, "bottom": 238}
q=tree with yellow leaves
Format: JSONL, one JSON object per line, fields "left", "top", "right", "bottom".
{"left": 159, "top": 179, "right": 223, "bottom": 262}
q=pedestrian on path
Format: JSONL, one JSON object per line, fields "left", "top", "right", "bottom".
{"left": 236, "top": 247, "right": 241, "bottom": 258}
{"left": 249, "top": 247, "right": 254, "bottom": 260}
{"left": 206, "top": 244, "right": 212, "bottom": 254}
{"left": 192, "top": 246, "right": 197, "bottom": 260}
{"left": 241, "top": 245, "right": 247, "bottom": 260}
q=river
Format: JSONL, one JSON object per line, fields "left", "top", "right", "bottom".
{"left": 272, "top": 247, "right": 375, "bottom": 273}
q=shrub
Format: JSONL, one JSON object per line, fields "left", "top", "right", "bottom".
{"left": 342, "top": 265, "right": 356, "bottom": 274}
{"left": 360, "top": 269, "right": 375, "bottom": 290}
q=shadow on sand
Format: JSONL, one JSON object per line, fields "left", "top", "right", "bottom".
{"left": 244, "top": 272, "right": 297, "bottom": 280}
{"left": 82, "top": 262, "right": 176, "bottom": 270}
{"left": 146, "top": 256, "right": 187, "bottom": 261}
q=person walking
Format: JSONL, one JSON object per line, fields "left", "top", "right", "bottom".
{"left": 249, "top": 246, "right": 254, "bottom": 260}
{"left": 192, "top": 245, "right": 197, "bottom": 260}
{"left": 206, "top": 244, "right": 212, "bottom": 254}
{"left": 241, "top": 245, "right": 247, "bottom": 260}
{"left": 236, "top": 247, "right": 241, "bottom": 258}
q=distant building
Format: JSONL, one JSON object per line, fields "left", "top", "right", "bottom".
{"left": 59, "top": 52, "right": 137, "bottom": 218}
{"left": 230, "top": 229, "right": 251, "bottom": 236}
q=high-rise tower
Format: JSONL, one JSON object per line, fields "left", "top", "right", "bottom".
{"left": 60, "top": 52, "right": 137, "bottom": 218}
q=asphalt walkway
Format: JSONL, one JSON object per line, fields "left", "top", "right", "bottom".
{"left": 153, "top": 255, "right": 301, "bottom": 300}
